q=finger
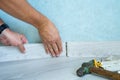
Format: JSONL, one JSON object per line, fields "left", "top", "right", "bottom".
{"left": 56, "top": 38, "right": 63, "bottom": 53}
{"left": 0, "top": 35, "right": 7, "bottom": 41}
{"left": 1, "top": 40, "right": 10, "bottom": 46}
{"left": 18, "top": 44, "right": 25, "bottom": 53}
{"left": 47, "top": 44, "right": 55, "bottom": 57}
{"left": 52, "top": 43, "right": 59, "bottom": 57}
{"left": 0, "top": 35, "right": 10, "bottom": 46}
{"left": 0, "top": 39, "right": 9, "bottom": 45}
{"left": 4, "top": 40, "right": 11, "bottom": 46}
{"left": 44, "top": 43, "right": 49, "bottom": 54}
{"left": 20, "top": 35, "right": 28, "bottom": 44}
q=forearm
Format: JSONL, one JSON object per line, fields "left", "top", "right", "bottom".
{"left": 0, "top": 0, "right": 48, "bottom": 29}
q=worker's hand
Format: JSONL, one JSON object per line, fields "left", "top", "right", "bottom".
{"left": 0, "top": 28, "right": 27, "bottom": 53}
{"left": 38, "top": 20, "right": 62, "bottom": 57}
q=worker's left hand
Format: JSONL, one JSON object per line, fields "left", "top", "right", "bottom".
{"left": 0, "top": 28, "right": 28, "bottom": 53}
{"left": 38, "top": 20, "right": 62, "bottom": 57}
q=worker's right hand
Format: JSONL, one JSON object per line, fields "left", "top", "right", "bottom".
{"left": 38, "top": 20, "right": 62, "bottom": 57}
{"left": 0, "top": 28, "right": 27, "bottom": 53}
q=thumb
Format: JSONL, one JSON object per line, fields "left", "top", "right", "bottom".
{"left": 18, "top": 44, "right": 26, "bottom": 53}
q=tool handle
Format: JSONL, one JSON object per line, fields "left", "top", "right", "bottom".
{"left": 90, "top": 67, "right": 120, "bottom": 80}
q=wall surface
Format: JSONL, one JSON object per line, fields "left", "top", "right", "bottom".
{"left": 0, "top": 0, "right": 120, "bottom": 43}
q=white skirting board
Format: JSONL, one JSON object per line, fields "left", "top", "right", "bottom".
{"left": 0, "top": 43, "right": 66, "bottom": 62}
{"left": 67, "top": 42, "right": 120, "bottom": 58}
{"left": 0, "top": 41, "right": 120, "bottom": 62}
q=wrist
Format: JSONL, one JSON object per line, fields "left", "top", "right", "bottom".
{"left": 0, "top": 23, "right": 9, "bottom": 34}
{"left": 29, "top": 14, "right": 49, "bottom": 29}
